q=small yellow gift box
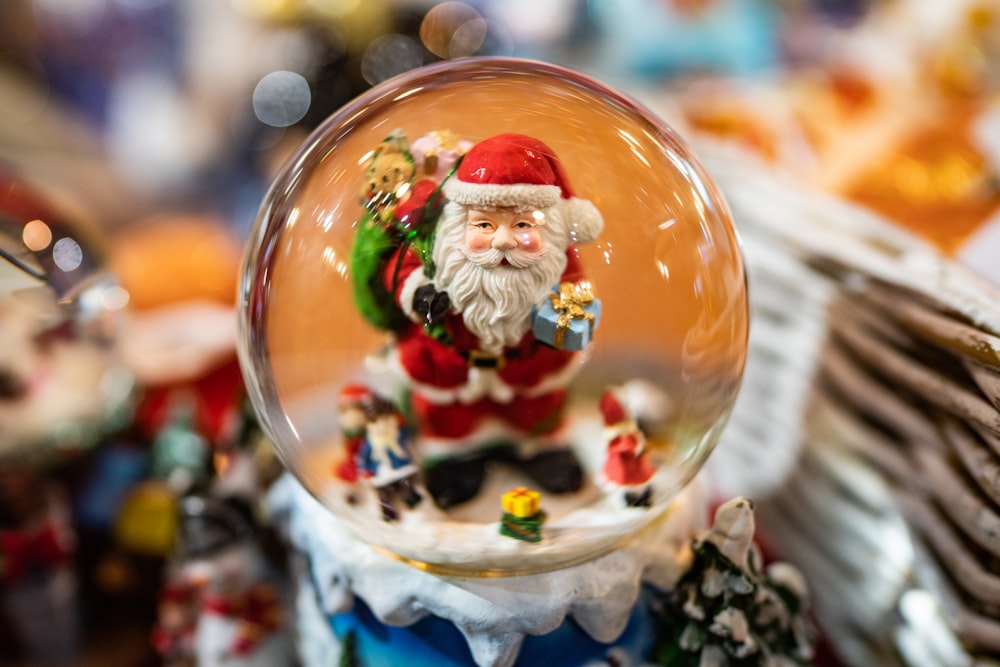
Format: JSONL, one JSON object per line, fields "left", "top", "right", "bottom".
{"left": 502, "top": 487, "right": 541, "bottom": 518}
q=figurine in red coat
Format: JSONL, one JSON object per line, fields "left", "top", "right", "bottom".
{"left": 384, "top": 134, "right": 604, "bottom": 507}
{"left": 599, "top": 387, "right": 656, "bottom": 507}
{"left": 332, "top": 384, "right": 372, "bottom": 484}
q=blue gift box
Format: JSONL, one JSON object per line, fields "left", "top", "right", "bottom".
{"left": 532, "top": 282, "right": 602, "bottom": 351}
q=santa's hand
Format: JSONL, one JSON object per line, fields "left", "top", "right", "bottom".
{"left": 412, "top": 284, "right": 450, "bottom": 328}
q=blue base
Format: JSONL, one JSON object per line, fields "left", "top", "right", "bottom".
{"left": 328, "top": 585, "right": 664, "bottom": 667}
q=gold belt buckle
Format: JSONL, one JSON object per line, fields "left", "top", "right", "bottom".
{"left": 467, "top": 349, "right": 505, "bottom": 370}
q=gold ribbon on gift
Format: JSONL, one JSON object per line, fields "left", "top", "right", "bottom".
{"left": 501, "top": 487, "right": 541, "bottom": 518}
{"left": 548, "top": 281, "right": 596, "bottom": 349}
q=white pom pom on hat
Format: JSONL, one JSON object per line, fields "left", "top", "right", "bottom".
{"left": 443, "top": 133, "right": 604, "bottom": 244}
{"left": 559, "top": 196, "right": 603, "bottom": 245}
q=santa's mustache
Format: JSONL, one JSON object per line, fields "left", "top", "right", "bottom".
{"left": 462, "top": 246, "right": 547, "bottom": 269}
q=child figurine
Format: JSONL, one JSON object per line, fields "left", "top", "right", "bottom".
{"left": 332, "top": 384, "right": 372, "bottom": 484}
{"left": 598, "top": 387, "right": 656, "bottom": 507}
{"left": 355, "top": 395, "right": 423, "bottom": 522}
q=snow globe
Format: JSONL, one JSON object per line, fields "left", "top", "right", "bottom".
{"left": 240, "top": 57, "right": 749, "bottom": 567}
{"left": 241, "top": 58, "right": 757, "bottom": 667}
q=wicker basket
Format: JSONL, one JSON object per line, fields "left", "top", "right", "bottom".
{"left": 698, "top": 140, "right": 1000, "bottom": 667}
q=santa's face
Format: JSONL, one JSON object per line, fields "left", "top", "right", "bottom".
{"left": 465, "top": 208, "right": 545, "bottom": 262}
{"left": 432, "top": 201, "right": 568, "bottom": 353}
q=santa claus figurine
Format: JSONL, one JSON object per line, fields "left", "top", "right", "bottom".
{"left": 384, "top": 133, "right": 604, "bottom": 508}
{"left": 598, "top": 387, "right": 656, "bottom": 507}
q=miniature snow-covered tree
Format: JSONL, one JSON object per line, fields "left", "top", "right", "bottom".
{"left": 655, "top": 497, "right": 815, "bottom": 667}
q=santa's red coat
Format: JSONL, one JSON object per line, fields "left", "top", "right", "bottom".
{"left": 386, "top": 246, "right": 587, "bottom": 441}
{"left": 602, "top": 432, "right": 655, "bottom": 487}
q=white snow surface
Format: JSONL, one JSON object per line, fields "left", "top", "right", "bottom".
{"left": 267, "top": 473, "right": 708, "bottom": 667}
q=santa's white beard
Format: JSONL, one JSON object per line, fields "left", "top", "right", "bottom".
{"left": 433, "top": 204, "right": 568, "bottom": 354}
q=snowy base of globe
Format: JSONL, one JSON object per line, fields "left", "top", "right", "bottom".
{"left": 285, "top": 387, "right": 711, "bottom": 574}
{"left": 268, "top": 472, "right": 709, "bottom": 667}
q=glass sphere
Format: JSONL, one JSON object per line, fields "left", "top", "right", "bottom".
{"left": 0, "top": 173, "right": 133, "bottom": 465}
{"left": 239, "top": 58, "right": 748, "bottom": 574}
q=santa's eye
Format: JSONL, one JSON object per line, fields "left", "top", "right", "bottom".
{"left": 471, "top": 221, "right": 494, "bottom": 231}
{"left": 514, "top": 221, "right": 533, "bottom": 229}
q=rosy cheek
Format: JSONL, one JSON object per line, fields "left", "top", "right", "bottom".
{"left": 466, "top": 229, "right": 491, "bottom": 252}
{"left": 515, "top": 230, "right": 543, "bottom": 250}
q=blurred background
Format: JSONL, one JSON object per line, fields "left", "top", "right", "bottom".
{"left": 6, "top": 0, "right": 998, "bottom": 270}
{"left": 0, "top": 0, "right": 876, "bottom": 236}
{"left": 2, "top": 0, "right": 1000, "bottom": 665}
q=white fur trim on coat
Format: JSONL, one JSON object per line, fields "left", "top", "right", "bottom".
{"left": 443, "top": 180, "right": 562, "bottom": 210}
{"left": 399, "top": 266, "right": 432, "bottom": 322}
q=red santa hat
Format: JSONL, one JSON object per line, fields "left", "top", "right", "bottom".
{"left": 599, "top": 387, "right": 631, "bottom": 427}
{"left": 338, "top": 383, "right": 372, "bottom": 409}
{"left": 443, "top": 133, "right": 604, "bottom": 244}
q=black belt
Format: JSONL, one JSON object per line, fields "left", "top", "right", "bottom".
{"left": 464, "top": 349, "right": 522, "bottom": 370}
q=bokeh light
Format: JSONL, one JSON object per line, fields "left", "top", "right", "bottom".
{"left": 229, "top": 0, "right": 293, "bottom": 20}
{"left": 22, "top": 219, "right": 53, "bottom": 251}
{"left": 98, "top": 284, "right": 130, "bottom": 311}
{"left": 420, "top": 2, "right": 485, "bottom": 59}
{"left": 114, "top": 0, "right": 168, "bottom": 9}
{"left": 33, "top": 0, "right": 107, "bottom": 33}
{"left": 52, "top": 236, "right": 83, "bottom": 272}
{"left": 361, "top": 34, "right": 425, "bottom": 85}
{"left": 253, "top": 70, "right": 312, "bottom": 128}
{"left": 487, "top": 0, "right": 575, "bottom": 44}
{"left": 305, "top": 0, "right": 361, "bottom": 20}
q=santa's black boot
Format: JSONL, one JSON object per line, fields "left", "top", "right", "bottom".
{"left": 397, "top": 477, "right": 424, "bottom": 509}
{"left": 517, "top": 448, "right": 583, "bottom": 494}
{"left": 624, "top": 486, "right": 652, "bottom": 507}
{"left": 377, "top": 489, "right": 399, "bottom": 522}
{"left": 423, "top": 456, "right": 488, "bottom": 509}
